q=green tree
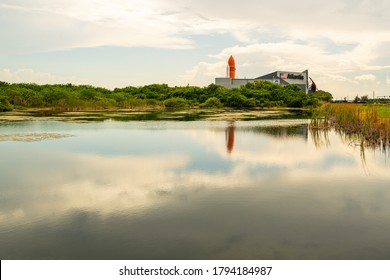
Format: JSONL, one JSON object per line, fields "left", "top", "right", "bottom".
{"left": 226, "top": 90, "right": 249, "bottom": 108}
{"left": 200, "top": 97, "right": 223, "bottom": 108}
{"left": 0, "top": 94, "right": 13, "bottom": 111}
{"left": 163, "top": 97, "right": 189, "bottom": 108}
{"left": 313, "top": 90, "right": 333, "bottom": 103}
{"left": 360, "top": 94, "right": 369, "bottom": 103}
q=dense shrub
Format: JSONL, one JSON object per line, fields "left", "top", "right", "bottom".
{"left": 0, "top": 95, "right": 13, "bottom": 111}
{"left": 313, "top": 90, "right": 333, "bottom": 103}
{"left": 163, "top": 97, "right": 189, "bottom": 108}
{"left": 200, "top": 97, "right": 223, "bottom": 108}
{"left": 0, "top": 80, "right": 333, "bottom": 110}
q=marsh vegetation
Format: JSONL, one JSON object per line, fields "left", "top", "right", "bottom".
{"left": 311, "top": 103, "right": 390, "bottom": 146}
{"left": 0, "top": 81, "right": 332, "bottom": 112}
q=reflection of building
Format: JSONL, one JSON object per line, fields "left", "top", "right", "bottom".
{"left": 215, "top": 56, "right": 315, "bottom": 94}
{"left": 225, "top": 122, "right": 235, "bottom": 154}
{"left": 244, "top": 125, "right": 309, "bottom": 140}
{"left": 224, "top": 123, "right": 308, "bottom": 155}
{"left": 224, "top": 122, "right": 309, "bottom": 155}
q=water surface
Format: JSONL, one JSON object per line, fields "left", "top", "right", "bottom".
{"left": 0, "top": 119, "right": 389, "bottom": 259}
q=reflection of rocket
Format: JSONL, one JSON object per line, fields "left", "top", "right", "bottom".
{"left": 228, "top": 55, "right": 236, "bottom": 79}
{"left": 226, "top": 121, "right": 235, "bottom": 154}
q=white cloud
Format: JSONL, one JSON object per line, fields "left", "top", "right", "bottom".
{"left": 0, "top": 0, "right": 194, "bottom": 53}
{"left": 0, "top": 68, "right": 90, "bottom": 85}
{"left": 2, "top": 0, "right": 390, "bottom": 52}
{"left": 1, "top": 0, "right": 390, "bottom": 96}
{"left": 180, "top": 61, "right": 227, "bottom": 86}
{"left": 182, "top": 41, "right": 381, "bottom": 96}
{"left": 162, "top": 0, "right": 390, "bottom": 44}
{"left": 355, "top": 74, "right": 377, "bottom": 81}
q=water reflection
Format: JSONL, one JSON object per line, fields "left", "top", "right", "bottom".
{"left": 311, "top": 128, "right": 390, "bottom": 173}
{"left": 225, "top": 121, "right": 309, "bottom": 155}
{"left": 1, "top": 120, "right": 390, "bottom": 259}
{"left": 0, "top": 133, "right": 72, "bottom": 142}
{"left": 310, "top": 129, "right": 331, "bottom": 149}
{"left": 225, "top": 122, "right": 235, "bottom": 154}
{"left": 243, "top": 124, "right": 309, "bottom": 140}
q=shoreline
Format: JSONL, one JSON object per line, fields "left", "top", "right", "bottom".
{"left": 0, "top": 107, "right": 312, "bottom": 122}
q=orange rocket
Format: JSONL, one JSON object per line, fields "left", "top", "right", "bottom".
{"left": 228, "top": 55, "right": 236, "bottom": 79}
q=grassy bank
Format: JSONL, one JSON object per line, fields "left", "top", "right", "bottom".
{"left": 311, "top": 103, "right": 390, "bottom": 145}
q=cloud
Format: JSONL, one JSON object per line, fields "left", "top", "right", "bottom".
{"left": 1, "top": 0, "right": 390, "bottom": 96}
{"left": 0, "top": 0, "right": 194, "bottom": 53}
{"left": 185, "top": 38, "right": 388, "bottom": 99}
{"left": 355, "top": 74, "right": 377, "bottom": 81}
{"left": 0, "top": 0, "right": 256, "bottom": 53}
{"left": 160, "top": 0, "right": 390, "bottom": 43}
{"left": 182, "top": 41, "right": 381, "bottom": 95}
{"left": 0, "top": 68, "right": 90, "bottom": 85}
{"left": 180, "top": 61, "right": 227, "bottom": 86}
{"left": 2, "top": 0, "right": 390, "bottom": 53}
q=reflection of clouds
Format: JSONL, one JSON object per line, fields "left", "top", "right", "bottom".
{"left": 2, "top": 177, "right": 390, "bottom": 259}
{"left": 0, "top": 209, "right": 25, "bottom": 222}
{"left": 0, "top": 149, "right": 261, "bottom": 227}
{"left": 2, "top": 122, "right": 390, "bottom": 259}
{"left": 187, "top": 124, "right": 390, "bottom": 179}
{"left": 0, "top": 153, "right": 190, "bottom": 223}
{"left": 1, "top": 123, "right": 390, "bottom": 227}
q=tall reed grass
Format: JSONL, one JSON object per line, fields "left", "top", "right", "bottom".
{"left": 311, "top": 104, "right": 390, "bottom": 146}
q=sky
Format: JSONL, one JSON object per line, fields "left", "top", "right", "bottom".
{"left": 0, "top": 0, "right": 390, "bottom": 99}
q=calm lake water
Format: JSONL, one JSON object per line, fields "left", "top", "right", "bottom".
{"left": 1, "top": 116, "right": 390, "bottom": 259}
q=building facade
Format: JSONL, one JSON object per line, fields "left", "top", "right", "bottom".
{"left": 215, "top": 56, "right": 312, "bottom": 93}
{"left": 215, "top": 70, "right": 310, "bottom": 93}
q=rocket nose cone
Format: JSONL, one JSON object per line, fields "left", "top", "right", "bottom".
{"left": 228, "top": 55, "right": 235, "bottom": 67}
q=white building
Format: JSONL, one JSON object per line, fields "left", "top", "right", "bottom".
{"left": 215, "top": 70, "right": 311, "bottom": 93}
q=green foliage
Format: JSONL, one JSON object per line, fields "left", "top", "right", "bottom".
{"left": 200, "top": 97, "right": 222, "bottom": 108}
{"left": 282, "top": 85, "right": 307, "bottom": 107}
{"left": 354, "top": 94, "right": 369, "bottom": 104}
{"left": 0, "top": 94, "right": 13, "bottom": 112}
{"left": 226, "top": 90, "right": 249, "bottom": 108}
{"left": 163, "top": 97, "right": 189, "bottom": 108}
{"left": 360, "top": 95, "right": 369, "bottom": 103}
{"left": 123, "top": 98, "right": 148, "bottom": 108}
{"left": 312, "top": 90, "right": 333, "bottom": 103}
{"left": 0, "top": 80, "right": 330, "bottom": 110}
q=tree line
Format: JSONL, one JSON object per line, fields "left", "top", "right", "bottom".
{"left": 0, "top": 80, "right": 333, "bottom": 112}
